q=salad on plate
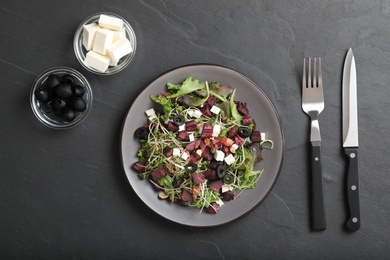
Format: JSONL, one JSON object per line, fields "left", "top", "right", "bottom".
{"left": 131, "top": 77, "right": 273, "bottom": 214}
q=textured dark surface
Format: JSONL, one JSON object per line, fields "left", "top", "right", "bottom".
{"left": 1, "top": 0, "right": 389, "bottom": 258}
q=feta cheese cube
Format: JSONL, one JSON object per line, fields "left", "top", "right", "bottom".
{"left": 181, "top": 152, "right": 189, "bottom": 160}
{"left": 224, "top": 154, "right": 235, "bottom": 165}
{"left": 107, "top": 38, "right": 133, "bottom": 64}
{"left": 187, "top": 109, "right": 195, "bottom": 117}
{"left": 212, "top": 124, "right": 221, "bottom": 137}
{"left": 83, "top": 23, "right": 100, "bottom": 50}
{"left": 196, "top": 149, "right": 202, "bottom": 156}
{"left": 232, "top": 144, "right": 239, "bottom": 150}
{"left": 215, "top": 199, "right": 224, "bottom": 206}
{"left": 222, "top": 184, "right": 234, "bottom": 193}
{"left": 178, "top": 124, "right": 185, "bottom": 131}
{"left": 261, "top": 132, "right": 266, "bottom": 140}
{"left": 113, "top": 28, "right": 126, "bottom": 42}
{"left": 92, "top": 28, "right": 114, "bottom": 55}
{"left": 214, "top": 150, "right": 225, "bottom": 161}
{"left": 145, "top": 108, "right": 155, "bottom": 117}
{"left": 193, "top": 110, "right": 202, "bottom": 118}
{"left": 98, "top": 14, "right": 124, "bottom": 31}
{"left": 148, "top": 115, "right": 157, "bottom": 121}
{"left": 210, "top": 105, "right": 221, "bottom": 114}
{"left": 189, "top": 133, "right": 195, "bottom": 142}
{"left": 85, "top": 50, "right": 110, "bottom": 72}
{"left": 173, "top": 148, "right": 181, "bottom": 157}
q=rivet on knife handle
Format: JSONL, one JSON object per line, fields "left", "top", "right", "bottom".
{"left": 345, "top": 148, "right": 360, "bottom": 231}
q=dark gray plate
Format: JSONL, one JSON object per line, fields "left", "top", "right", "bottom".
{"left": 120, "top": 64, "right": 284, "bottom": 227}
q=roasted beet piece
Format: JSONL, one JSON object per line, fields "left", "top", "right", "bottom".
{"left": 202, "top": 103, "right": 212, "bottom": 117}
{"left": 150, "top": 167, "right": 166, "bottom": 182}
{"left": 185, "top": 120, "right": 198, "bottom": 131}
{"left": 201, "top": 123, "right": 213, "bottom": 138}
{"left": 192, "top": 173, "right": 206, "bottom": 184}
{"left": 206, "top": 96, "right": 216, "bottom": 107}
{"left": 185, "top": 141, "right": 197, "bottom": 152}
{"left": 242, "top": 116, "right": 253, "bottom": 126}
{"left": 163, "top": 147, "right": 173, "bottom": 157}
{"left": 189, "top": 151, "right": 201, "bottom": 162}
{"left": 250, "top": 130, "right": 262, "bottom": 143}
{"left": 207, "top": 202, "right": 220, "bottom": 214}
{"left": 204, "top": 169, "right": 218, "bottom": 180}
{"left": 208, "top": 179, "right": 224, "bottom": 192}
{"left": 212, "top": 139, "right": 222, "bottom": 150}
{"left": 177, "top": 131, "right": 189, "bottom": 141}
{"left": 201, "top": 147, "right": 213, "bottom": 161}
{"left": 222, "top": 191, "right": 235, "bottom": 201}
{"left": 167, "top": 121, "right": 179, "bottom": 132}
{"left": 234, "top": 135, "right": 245, "bottom": 147}
{"left": 228, "top": 125, "right": 238, "bottom": 138}
{"left": 236, "top": 101, "right": 249, "bottom": 116}
{"left": 222, "top": 145, "right": 231, "bottom": 156}
{"left": 181, "top": 189, "right": 194, "bottom": 203}
{"left": 132, "top": 161, "right": 147, "bottom": 173}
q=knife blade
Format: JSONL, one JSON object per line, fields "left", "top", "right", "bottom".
{"left": 342, "top": 48, "right": 360, "bottom": 232}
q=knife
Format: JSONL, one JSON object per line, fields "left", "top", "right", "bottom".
{"left": 342, "top": 48, "right": 360, "bottom": 232}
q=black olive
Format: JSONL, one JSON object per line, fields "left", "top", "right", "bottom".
{"left": 172, "top": 115, "right": 185, "bottom": 126}
{"left": 173, "top": 177, "right": 184, "bottom": 188}
{"left": 223, "top": 174, "right": 234, "bottom": 184}
{"left": 55, "top": 84, "right": 73, "bottom": 98}
{"left": 47, "top": 74, "right": 61, "bottom": 88}
{"left": 184, "top": 162, "right": 197, "bottom": 173}
{"left": 41, "top": 99, "right": 54, "bottom": 113}
{"left": 35, "top": 88, "right": 50, "bottom": 102}
{"left": 238, "top": 127, "right": 251, "bottom": 138}
{"left": 61, "top": 74, "right": 75, "bottom": 86}
{"left": 216, "top": 164, "right": 227, "bottom": 178}
{"left": 53, "top": 98, "right": 67, "bottom": 111}
{"left": 72, "top": 85, "right": 85, "bottom": 97}
{"left": 134, "top": 127, "right": 149, "bottom": 139}
{"left": 62, "top": 108, "right": 76, "bottom": 122}
{"left": 72, "top": 97, "right": 86, "bottom": 112}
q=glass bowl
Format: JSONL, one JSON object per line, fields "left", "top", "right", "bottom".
{"left": 73, "top": 12, "right": 137, "bottom": 75}
{"left": 30, "top": 67, "right": 93, "bottom": 129}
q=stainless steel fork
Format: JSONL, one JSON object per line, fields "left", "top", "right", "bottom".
{"left": 302, "top": 57, "right": 326, "bottom": 231}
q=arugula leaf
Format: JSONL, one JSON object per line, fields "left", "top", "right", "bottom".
{"left": 166, "top": 77, "right": 206, "bottom": 98}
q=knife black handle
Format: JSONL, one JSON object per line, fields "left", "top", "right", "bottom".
{"left": 345, "top": 148, "right": 360, "bottom": 232}
{"left": 311, "top": 143, "right": 327, "bottom": 231}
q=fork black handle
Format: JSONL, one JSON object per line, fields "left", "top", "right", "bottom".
{"left": 311, "top": 143, "right": 327, "bottom": 231}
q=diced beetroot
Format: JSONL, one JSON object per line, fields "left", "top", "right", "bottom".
{"left": 207, "top": 202, "right": 220, "bottom": 214}
{"left": 236, "top": 101, "right": 249, "bottom": 116}
{"left": 234, "top": 135, "right": 245, "bottom": 147}
{"left": 185, "top": 141, "right": 197, "bottom": 152}
{"left": 201, "top": 147, "right": 213, "bottom": 161}
{"left": 189, "top": 151, "right": 201, "bottom": 162}
{"left": 192, "top": 173, "right": 206, "bottom": 184}
{"left": 250, "top": 130, "right": 262, "bottom": 143}
{"left": 208, "top": 179, "right": 224, "bottom": 192}
{"left": 167, "top": 121, "right": 179, "bottom": 132}
{"left": 212, "top": 139, "right": 222, "bottom": 150}
{"left": 150, "top": 167, "right": 166, "bottom": 182}
{"left": 206, "top": 96, "right": 216, "bottom": 107}
{"left": 204, "top": 169, "right": 218, "bottom": 180}
{"left": 177, "top": 131, "right": 189, "bottom": 141}
{"left": 199, "top": 139, "right": 206, "bottom": 149}
{"left": 181, "top": 189, "right": 194, "bottom": 203}
{"left": 222, "top": 145, "right": 231, "bottom": 156}
{"left": 185, "top": 120, "right": 198, "bottom": 131}
{"left": 201, "top": 123, "right": 213, "bottom": 138}
{"left": 242, "top": 116, "right": 253, "bottom": 126}
{"left": 222, "top": 191, "right": 235, "bottom": 201}
{"left": 202, "top": 104, "right": 212, "bottom": 117}
{"left": 132, "top": 161, "right": 147, "bottom": 173}
{"left": 163, "top": 147, "right": 173, "bottom": 157}
{"left": 228, "top": 126, "right": 238, "bottom": 138}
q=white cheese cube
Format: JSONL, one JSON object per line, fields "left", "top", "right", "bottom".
{"left": 232, "top": 144, "right": 239, "bottom": 150}
{"left": 148, "top": 115, "right": 157, "bottom": 121}
{"left": 210, "top": 105, "right": 221, "bottom": 114}
{"left": 212, "top": 124, "right": 221, "bottom": 137}
{"left": 107, "top": 38, "right": 133, "bottom": 64}
{"left": 113, "top": 28, "right": 126, "bottom": 42}
{"left": 222, "top": 184, "right": 234, "bottom": 193}
{"left": 196, "top": 149, "right": 202, "bottom": 156}
{"left": 224, "top": 154, "right": 235, "bottom": 165}
{"left": 92, "top": 28, "right": 114, "bottom": 55}
{"left": 181, "top": 152, "right": 189, "bottom": 160}
{"left": 261, "top": 132, "right": 266, "bottom": 140}
{"left": 187, "top": 109, "right": 195, "bottom": 117}
{"left": 145, "top": 108, "right": 155, "bottom": 117}
{"left": 214, "top": 150, "right": 225, "bottom": 161}
{"left": 193, "top": 110, "right": 202, "bottom": 118}
{"left": 98, "top": 14, "right": 124, "bottom": 31}
{"left": 85, "top": 50, "right": 110, "bottom": 72}
{"left": 83, "top": 23, "right": 100, "bottom": 50}
{"left": 178, "top": 124, "right": 185, "bottom": 131}
{"left": 173, "top": 148, "right": 181, "bottom": 157}
{"left": 215, "top": 199, "right": 224, "bottom": 206}
{"left": 189, "top": 133, "right": 195, "bottom": 142}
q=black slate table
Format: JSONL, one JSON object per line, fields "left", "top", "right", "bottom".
{"left": 1, "top": 1, "right": 389, "bottom": 258}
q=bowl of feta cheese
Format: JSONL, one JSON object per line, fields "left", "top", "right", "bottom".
{"left": 73, "top": 12, "right": 137, "bottom": 75}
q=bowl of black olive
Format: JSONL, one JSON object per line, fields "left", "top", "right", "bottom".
{"left": 30, "top": 67, "right": 92, "bottom": 129}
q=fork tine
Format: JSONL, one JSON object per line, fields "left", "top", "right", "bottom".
{"left": 318, "top": 57, "right": 323, "bottom": 89}
{"left": 302, "top": 58, "right": 306, "bottom": 90}
{"left": 313, "top": 58, "right": 317, "bottom": 88}
{"left": 308, "top": 58, "right": 312, "bottom": 88}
